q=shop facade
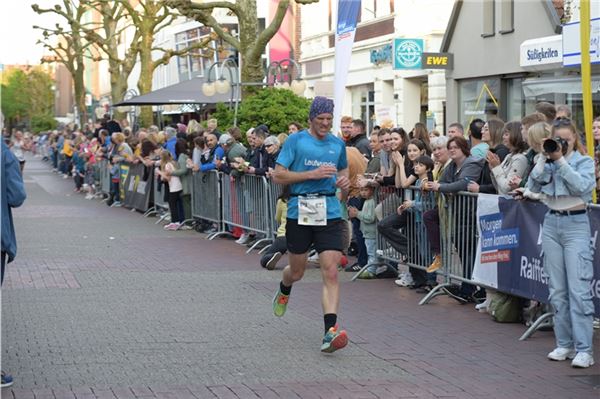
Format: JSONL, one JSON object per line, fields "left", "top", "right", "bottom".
{"left": 299, "top": 1, "right": 454, "bottom": 133}
{"left": 442, "top": 0, "right": 599, "bottom": 130}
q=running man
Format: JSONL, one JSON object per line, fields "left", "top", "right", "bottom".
{"left": 271, "top": 96, "right": 351, "bottom": 353}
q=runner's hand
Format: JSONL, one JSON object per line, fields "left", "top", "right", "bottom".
{"left": 311, "top": 165, "right": 337, "bottom": 180}
{"left": 336, "top": 175, "right": 350, "bottom": 191}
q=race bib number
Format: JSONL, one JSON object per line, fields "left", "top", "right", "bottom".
{"left": 298, "top": 195, "right": 327, "bottom": 226}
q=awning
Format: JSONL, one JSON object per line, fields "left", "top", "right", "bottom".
{"left": 522, "top": 76, "right": 600, "bottom": 97}
{"left": 113, "top": 77, "right": 239, "bottom": 106}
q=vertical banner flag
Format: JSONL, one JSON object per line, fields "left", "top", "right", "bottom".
{"left": 332, "top": 0, "right": 361, "bottom": 136}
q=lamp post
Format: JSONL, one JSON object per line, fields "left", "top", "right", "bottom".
{"left": 202, "top": 58, "right": 240, "bottom": 126}
{"left": 266, "top": 58, "right": 307, "bottom": 96}
{"left": 122, "top": 88, "right": 139, "bottom": 130}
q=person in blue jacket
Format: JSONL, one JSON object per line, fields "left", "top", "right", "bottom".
{"left": 523, "top": 118, "right": 596, "bottom": 368}
{"left": 1, "top": 140, "right": 27, "bottom": 387}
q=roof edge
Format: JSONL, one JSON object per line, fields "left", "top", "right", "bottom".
{"left": 542, "top": 0, "right": 563, "bottom": 34}
{"left": 440, "top": 0, "right": 463, "bottom": 53}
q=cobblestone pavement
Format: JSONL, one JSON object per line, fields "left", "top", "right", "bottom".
{"left": 2, "top": 158, "right": 598, "bottom": 399}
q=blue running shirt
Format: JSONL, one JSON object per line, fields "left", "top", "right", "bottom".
{"left": 276, "top": 130, "right": 348, "bottom": 219}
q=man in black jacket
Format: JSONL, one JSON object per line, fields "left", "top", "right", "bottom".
{"left": 347, "top": 119, "right": 370, "bottom": 159}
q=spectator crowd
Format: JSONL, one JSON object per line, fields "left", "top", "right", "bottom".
{"left": 5, "top": 100, "right": 600, "bottom": 369}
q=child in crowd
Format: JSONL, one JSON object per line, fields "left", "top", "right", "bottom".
{"left": 156, "top": 150, "right": 184, "bottom": 231}
{"left": 260, "top": 186, "right": 290, "bottom": 270}
{"left": 348, "top": 182, "right": 378, "bottom": 279}
{"left": 72, "top": 149, "right": 86, "bottom": 192}
{"left": 83, "top": 150, "right": 97, "bottom": 200}
{"left": 400, "top": 155, "right": 437, "bottom": 289}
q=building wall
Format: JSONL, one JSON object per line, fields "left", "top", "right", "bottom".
{"left": 55, "top": 64, "right": 74, "bottom": 117}
{"left": 444, "top": 0, "right": 559, "bottom": 124}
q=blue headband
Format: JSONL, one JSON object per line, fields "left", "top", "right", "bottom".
{"left": 309, "top": 96, "right": 334, "bottom": 120}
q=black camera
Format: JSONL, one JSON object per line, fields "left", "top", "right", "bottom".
{"left": 543, "top": 137, "right": 568, "bottom": 156}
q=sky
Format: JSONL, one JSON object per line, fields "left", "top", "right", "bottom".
{"left": 0, "top": 1, "right": 61, "bottom": 66}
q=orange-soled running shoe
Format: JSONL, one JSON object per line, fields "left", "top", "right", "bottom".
{"left": 320, "top": 324, "right": 348, "bottom": 353}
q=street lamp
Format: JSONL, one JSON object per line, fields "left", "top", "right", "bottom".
{"left": 267, "top": 58, "right": 306, "bottom": 96}
{"left": 202, "top": 57, "right": 240, "bottom": 126}
{"left": 122, "top": 88, "right": 139, "bottom": 130}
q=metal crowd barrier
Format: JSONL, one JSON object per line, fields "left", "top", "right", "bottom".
{"left": 264, "top": 180, "right": 285, "bottom": 254}
{"left": 219, "top": 173, "right": 273, "bottom": 253}
{"left": 191, "top": 170, "right": 223, "bottom": 239}
{"left": 97, "top": 159, "right": 111, "bottom": 196}
{"left": 147, "top": 172, "right": 170, "bottom": 223}
{"left": 354, "top": 186, "right": 437, "bottom": 281}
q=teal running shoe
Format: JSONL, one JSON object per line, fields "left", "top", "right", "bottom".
{"left": 320, "top": 324, "right": 348, "bottom": 353}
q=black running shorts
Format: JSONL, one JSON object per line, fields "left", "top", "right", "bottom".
{"left": 285, "top": 218, "right": 345, "bottom": 254}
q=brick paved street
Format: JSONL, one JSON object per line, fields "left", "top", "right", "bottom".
{"left": 2, "top": 157, "right": 598, "bottom": 399}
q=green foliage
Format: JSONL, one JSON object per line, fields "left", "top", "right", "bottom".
{"left": 211, "top": 87, "right": 310, "bottom": 136}
{"left": 1, "top": 67, "right": 56, "bottom": 132}
{"left": 237, "top": 88, "right": 310, "bottom": 134}
{"left": 30, "top": 114, "right": 58, "bottom": 133}
{"left": 211, "top": 102, "right": 234, "bottom": 130}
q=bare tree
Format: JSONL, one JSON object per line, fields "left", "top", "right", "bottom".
{"left": 116, "top": 0, "right": 216, "bottom": 126}
{"left": 33, "top": 1, "right": 93, "bottom": 126}
{"left": 167, "top": 0, "right": 318, "bottom": 97}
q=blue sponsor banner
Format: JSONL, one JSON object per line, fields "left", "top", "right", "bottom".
{"left": 393, "top": 38, "right": 424, "bottom": 70}
{"left": 336, "top": 0, "right": 361, "bottom": 36}
{"left": 495, "top": 198, "right": 549, "bottom": 303}
{"left": 476, "top": 197, "right": 600, "bottom": 317}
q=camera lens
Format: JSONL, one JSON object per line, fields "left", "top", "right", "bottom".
{"left": 543, "top": 139, "right": 558, "bottom": 153}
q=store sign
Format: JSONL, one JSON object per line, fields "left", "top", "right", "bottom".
{"left": 563, "top": 17, "right": 600, "bottom": 67}
{"left": 520, "top": 35, "right": 562, "bottom": 67}
{"left": 421, "top": 52, "right": 453, "bottom": 69}
{"left": 370, "top": 44, "right": 392, "bottom": 65}
{"left": 393, "top": 38, "right": 424, "bottom": 70}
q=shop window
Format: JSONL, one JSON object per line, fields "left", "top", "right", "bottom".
{"left": 458, "top": 78, "right": 500, "bottom": 125}
{"left": 359, "top": 89, "right": 376, "bottom": 135}
{"left": 482, "top": 0, "right": 495, "bottom": 37}
{"left": 505, "top": 78, "right": 524, "bottom": 121}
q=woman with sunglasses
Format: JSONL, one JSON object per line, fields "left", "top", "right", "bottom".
{"left": 524, "top": 118, "right": 595, "bottom": 368}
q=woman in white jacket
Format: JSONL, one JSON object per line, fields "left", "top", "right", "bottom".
{"left": 489, "top": 121, "right": 529, "bottom": 195}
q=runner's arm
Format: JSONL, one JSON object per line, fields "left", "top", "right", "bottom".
{"left": 272, "top": 163, "right": 336, "bottom": 185}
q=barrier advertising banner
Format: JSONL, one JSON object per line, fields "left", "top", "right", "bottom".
{"left": 332, "top": 0, "right": 361, "bottom": 136}
{"left": 473, "top": 195, "right": 600, "bottom": 317}
{"left": 122, "top": 163, "right": 152, "bottom": 212}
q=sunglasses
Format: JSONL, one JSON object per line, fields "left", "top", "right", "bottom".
{"left": 265, "top": 144, "right": 273, "bottom": 148}
{"left": 553, "top": 117, "right": 572, "bottom": 127}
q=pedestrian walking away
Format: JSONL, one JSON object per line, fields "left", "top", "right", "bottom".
{"left": 1, "top": 141, "right": 27, "bottom": 387}
{"left": 271, "top": 96, "right": 351, "bottom": 353}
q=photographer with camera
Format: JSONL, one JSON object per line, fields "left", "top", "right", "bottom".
{"left": 522, "top": 118, "right": 596, "bottom": 368}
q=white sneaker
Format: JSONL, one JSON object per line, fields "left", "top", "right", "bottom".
{"left": 165, "top": 222, "right": 181, "bottom": 231}
{"left": 307, "top": 252, "right": 320, "bottom": 263}
{"left": 475, "top": 297, "right": 491, "bottom": 313}
{"left": 235, "top": 233, "right": 250, "bottom": 245}
{"left": 163, "top": 222, "right": 179, "bottom": 230}
{"left": 85, "top": 194, "right": 94, "bottom": 200}
{"left": 547, "top": 347, "right": 576, "bottom": 361}
{"left": 571, "top": 352, "right": 594, "bottom": 368}
{"left": 394, "top": 274, "right": 414, "bottom": 287}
